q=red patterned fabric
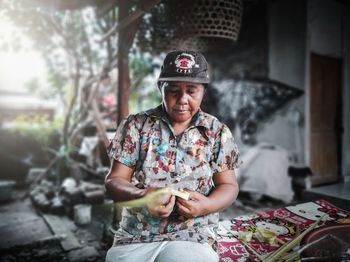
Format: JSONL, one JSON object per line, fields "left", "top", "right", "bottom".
{"left": 217, "top": 200, "right": 350, "bottom": 261}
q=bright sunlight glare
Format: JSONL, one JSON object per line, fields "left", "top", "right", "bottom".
{"left": 0, "top": 18, "right": 46, "bottom": 94}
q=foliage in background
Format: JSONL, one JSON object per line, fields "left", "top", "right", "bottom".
{"left": 2, "top": 0, "right": 161, "bottom": 136}
{"left": 0, "top": 0, "right": 163, "bottom": 182}
{"left": 129, "top": 51, "right": 161, "bottom": 113}
{"left": 11, "top": 115, "right": 63, "bottom": 148}
{"left": 2, "top": 0, "right": 119, "bottom": 149}
{"left": 0, "top": 1, "right": 119, "bottom": 179}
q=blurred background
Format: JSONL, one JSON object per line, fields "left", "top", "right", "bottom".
{"left": 0, "top": 0, "right": 349, "bottom": 261}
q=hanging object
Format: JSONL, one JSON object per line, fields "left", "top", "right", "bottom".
{"left": 137, "top": 0, "right": 242, "bottom": 52}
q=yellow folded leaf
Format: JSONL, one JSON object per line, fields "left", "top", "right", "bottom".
{"left": 116, "top": 187, "right": 190, "bottom": 208}
{"left": 264, "top": 216, "right": 324, "bottom": 262}
{"left": 254, "top": 228, "right": 278, "bottom": 246}
{"left": 169, "top": 188, "right": 190, "bottom": 200}
{"left": 239, "top": 231, "right": 253, "bottom": 242}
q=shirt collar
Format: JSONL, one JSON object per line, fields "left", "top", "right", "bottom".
{"left": 145, "top": 104, "right": 211, "bottom": 130}
{"left": 144, "top": 104, "right": 167, "bottom": 122}
{"left": 192, "top": 109, "right": 211, "bottom": 130}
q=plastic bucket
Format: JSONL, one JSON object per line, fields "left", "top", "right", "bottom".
{"left": 74, "top": 204, "right": 91, "bottom": 225}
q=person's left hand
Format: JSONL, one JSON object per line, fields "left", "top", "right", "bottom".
{"left": 176, "top": 190, "right": 210, "bottom": 218}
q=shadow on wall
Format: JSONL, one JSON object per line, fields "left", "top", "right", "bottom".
{"left": 202, "top": 77, "right": 304, "bottom": 145}
{"left": 202, "top": 77, "right": 305, "bottom": 203}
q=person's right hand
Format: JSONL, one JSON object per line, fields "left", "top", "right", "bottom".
{"left": 145, "top": 188, "right": 175, "bottom": 218}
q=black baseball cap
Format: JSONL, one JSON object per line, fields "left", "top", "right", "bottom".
{"left": 158, "top": 50, "right": 210, "bottom": 86}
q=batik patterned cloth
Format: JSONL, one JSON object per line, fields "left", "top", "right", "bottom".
{"left": 216, "top": 200, "right": 350, "bottom": 261}
{"left": 108, "top": 105, "right": 240, "bottom": 249}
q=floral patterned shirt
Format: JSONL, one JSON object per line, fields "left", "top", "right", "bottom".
{"left": 108, "top": 105, "right": 240, "bottom": 249}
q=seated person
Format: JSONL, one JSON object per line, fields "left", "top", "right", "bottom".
{"left": 105, "top": 50, "right": 240, "bottom": 262}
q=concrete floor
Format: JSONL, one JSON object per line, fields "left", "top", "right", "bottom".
{"left": 303, "top": 182, "right": 350, "bottom": 211}
{"left": 0, "top": 190, "right": 109, "bottom": 262}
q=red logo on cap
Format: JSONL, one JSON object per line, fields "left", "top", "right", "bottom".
{"left": 179, "top": 59, "right": 190, "bottom": 69}
{"left": 174, "top": 53, "right": 198, "bottom": 73}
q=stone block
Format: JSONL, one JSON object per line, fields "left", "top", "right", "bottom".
{"left": 0, "top": 180, "right": 15, "bottom": 202}
{"left": 67, "top": 246, "right": 99, "bottom": 262}
{"left": 26, "top": 168, "right": 46, "bottom": 184}
{"left": 62, "top": 187, "right": 84, "bottom": 206}
{"left": 84, "top": 190, "right": 105, "bottom": 204}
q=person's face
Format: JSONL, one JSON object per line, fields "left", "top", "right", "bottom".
{"left": 161, "top": 81, "right": 205, "bottom": 124}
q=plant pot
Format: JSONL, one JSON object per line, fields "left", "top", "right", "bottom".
{"left": 0, "top": 180, "right": 16, "bottom": 202}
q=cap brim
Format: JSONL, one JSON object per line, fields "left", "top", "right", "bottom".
{"left": 158, "top": 76, "right": 210, "bottom": 84}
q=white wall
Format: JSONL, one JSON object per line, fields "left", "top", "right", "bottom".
{"left": 262, "top": 0, "right": 350, "bottom": 180}
{"left": 307, "top": 0, "right": 350, "bottom": 180}
{"left": 258, "top": 0, "right": 306, "bottom": 163}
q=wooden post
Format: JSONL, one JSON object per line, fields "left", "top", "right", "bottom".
{"left": 117, "top": 1, "right": 131, "bottom": 125}
{"left": 117, "top": 48, "right": 130, "bottom": 124}
{"left": 116, "top": 2, "right": 149, "bottom": 124}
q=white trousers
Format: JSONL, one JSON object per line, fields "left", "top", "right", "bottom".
{"left": 105, "top": 241, "right": 219, "bottom": 262}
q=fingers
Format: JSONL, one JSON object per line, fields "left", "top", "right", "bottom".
{"left": 185, "top": 190, "right": 202, "bottom": 201}
{"left": 176, "top": 198, "right": 193, "bottom": 209}
{"left": 160, "top": 195, "right": 175, "bottom": 218}
{"left": 148, "top": 190, "right": 172, "bottom": 206}
{"left": 148, "top": 195, "right": 175, "bottom": 218}
{"left": 158, "top": 192, "right": 173, "bottom": 205}
{"left": 176, "top": 191, "right": 201, "bottom": 207}
{"left": 176, "top": 191, "right": 207, "bottom": 218}
{"left": 165, "top": 195, "right": 176, "bottom": 209}
{"left": 147, "top": 189, "right": 205, "bottom": 218}
{"left": 176, "top": 201, "right": 192, "bottom": 217}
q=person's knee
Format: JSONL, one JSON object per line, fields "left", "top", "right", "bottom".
{"left": 105, "top": 244, "right": 141, "bottom": 262}
{"left": 155, "top": 241, "right": 219, "bottom": 262}
{"left": 105, "top": 247, "right": 119, "bottom": 262}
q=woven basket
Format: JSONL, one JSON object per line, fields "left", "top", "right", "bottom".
{"left": 137, "top": 0, "right": 242, "bottom": 52}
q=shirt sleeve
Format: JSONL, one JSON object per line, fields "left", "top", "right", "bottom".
{"left": 107, "top": 115, "right": 141, "bottom": 167}
{"left": 210, "top": 124, "right": 240, "bottom": 174}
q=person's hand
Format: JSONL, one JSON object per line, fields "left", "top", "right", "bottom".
{"left": 176, "top": 190, "right": 211, "bottom": 218}
{"left": 145, "top": 188, "right": 176, "bottom": 218}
